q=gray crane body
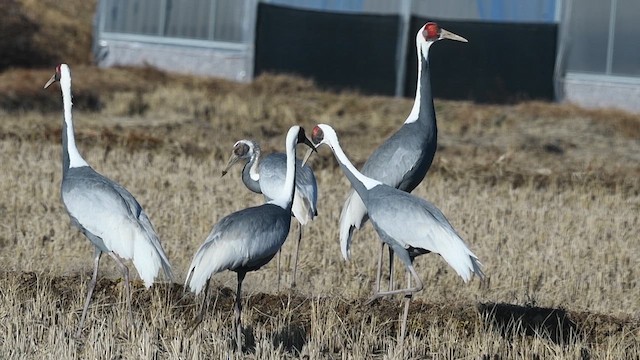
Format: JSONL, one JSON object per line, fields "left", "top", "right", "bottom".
{"left": 315, "top": 124, "right": 484, "bottom": 283}
{"left": 185, "top": 203, "right": 291, "bottom": 294}
{"left": 62, "top": 166, "right": 172, "bottom": 281}
{"left": 223, "top": 139, "right": 318, "bottom": 289}
{"left": 186, "top": 126, "right": 313, "bottom": 295}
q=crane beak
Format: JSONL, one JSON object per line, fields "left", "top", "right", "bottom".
{"left": 301, "top": 147, "right": 315, "bottom": 167}
{"left": 44, "top": 74, "right": 57, "bottom": 89}
{"left": 301, "top": 136, "right": 317, "bottom": 153}
{"left": 221, "top": 154, "right": 241, "bottom": 177}
{"left": 441, "top": 28, "right": 468, "bottom": 43}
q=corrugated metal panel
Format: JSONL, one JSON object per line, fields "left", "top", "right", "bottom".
{"left": 101, "top": 0, "right": 248, "bottom": 43}
{"left": 611, "top": 0, "right": 640, "bottom": 76}
{"left": 565, "top": 0, "right": 611, "bottom": 74}
{"left": 104, "top": 0, "right": 161, "bottom": 35}
{"left": 563, "top": 0, "right": 640, "bottom": 77}
{"left": 213, "top": 0, "right": 246, "bottom": 42}
{"left": 164, "top": 0, "right": 211, "bottom": 39}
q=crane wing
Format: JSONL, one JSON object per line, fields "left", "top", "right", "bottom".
{"left": 368, "top": 187, "right": 483, "bottom": 282}
{"left": 62, "top": 167, "right": 172, "bottom": 287}
{"left": 185, "top": 204, "right": 291, "bottom": 294}
{"left": 361, "top": 127, "right": 424, "bottom": 189}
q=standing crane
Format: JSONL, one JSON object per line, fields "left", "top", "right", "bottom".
{"left": 222, "top": 139, "right": 318, "bottom": 289}
{"left": 339, "top": 23, "right": 467, "bottom": 292}
{"left": 44, "top": 64, "right": 173, "bottom": 338}
{"left": 308, "top": 124, "right": 484, "bottom": 342}
{"left": 185, "top": 126, "right": 314, "bottom": 352}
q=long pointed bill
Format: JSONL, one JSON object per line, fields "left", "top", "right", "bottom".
{"left": 441, "top": 28, "right": 468, "bottom": 43}
{"left": 301, "top": 147, "right": 315, "bottom": 167}
{"left": 301, "top": 136, "right": 316, "bottom": 153}
{"left": 44, "top": 74, "right": 57, "bottom": 89}
{"left": 221, "top": 154, "right": 241, "bottom": 177}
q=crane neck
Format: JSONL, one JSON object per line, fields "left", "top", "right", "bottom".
{"left": 405, "top": 41, "right": 436, "bottom": 129}
{"left": 59, "top": 67, "right": 89, "bottom": 174}
{"left": 325, "top": 135, "right": 381, "bottom": 203}
{"left": 248, "top": 143, "right": 262, "bottom": 182}
{"left": 269, "top": 128, "right": 298, "bottom": 210}
{"left": 241, "top": 148, "right": 262, "bottom": 194}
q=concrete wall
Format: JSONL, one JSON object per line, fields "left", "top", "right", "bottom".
{"left": 563, "top": 75, "right": 640, "bottom": 113}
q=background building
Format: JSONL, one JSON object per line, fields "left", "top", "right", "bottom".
{"left": 93, "top": 0, "right": 640, "bottom": 112}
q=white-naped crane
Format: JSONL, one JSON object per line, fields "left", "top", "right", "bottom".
{"left": 185, "top": 126, "right": 315, "bottom": 352}
{"left": 44, "top": 64, "right": 173, "bottom": 338}
{"left": 339, "top": 22, "right": 467, "bottom": 292}
{"left": 307, "top": 124, "right": 484, "bottom": 342}
{"left": 222, "top": 139, "right": 318, "bottom": 290}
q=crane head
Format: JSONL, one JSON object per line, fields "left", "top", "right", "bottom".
{"left": 421, "top": 22, "right": 468, "bottom": 44}
{"left": 301, "top": 125, "right": 326, "bottom": 166}
{"left": 44, "top": 64, "right": 64, "bottom": 89}
{"left": 221, "top": 140, "right": 255, "bottom": 177}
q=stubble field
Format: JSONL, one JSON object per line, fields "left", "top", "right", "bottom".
{"left": 0, "top": 65, "right": 638, "bottom": 359}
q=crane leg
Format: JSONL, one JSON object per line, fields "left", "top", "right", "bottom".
{"left": 188, "top": 279, "right": 211, "bottom": 336}
{"left": 374, "top": 244, "right": 396, "bottom": 294}
{"left": 291, "top": 222, "right": 302, "bottom": 288}
{"left": 374, "top": 242, "right": 384, "bottom": 293}
{"left": 235, "top": 272, "right": 246, "bottom": 353}
{"left": 399, "top": 270, "right": 412, "bottom": 346}
{"left": 75, "top": 248, "right": 102, "bottom": 338}
{"left": 366, "top": 264, "right": 422, "bottom": 304}
{"left": 108, "top": 252, "right": 134, "bottom": 330}
{"left": 276, "top": 250, "right": 281, "bottom": 292}
{"left": 388, "top": 247, "right": 395, "bottom": 292}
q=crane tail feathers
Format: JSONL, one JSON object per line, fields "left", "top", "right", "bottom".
{"left": 104, "top": 213, "right": 172, "bottom": 288}
{"left": 339, "top": 191, "right": 368, "bottom": 261}
{"left": 436, "top": 229, "right": 484, "bottom": 283}
{"left": 185, "top": 242, "right": 216, "bottom": 295}
{"left": 185, "top": 239, "right": 238, "bottom": 295}
{"left": 132, "top": 216, "right": 173, "bottom": 288}
{"left": 291, "top": 192, "right": 315, "bottom": 225}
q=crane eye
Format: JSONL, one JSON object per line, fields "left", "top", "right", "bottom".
{"left": 234, "top": 143, "right": 249, "bottom": 156}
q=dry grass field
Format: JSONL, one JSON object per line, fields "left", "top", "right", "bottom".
{"left": 1, "top": 0, "right": 639, "bottom": 357}
{"left": 0, "top": 65, "right": 638, "bottom": 359}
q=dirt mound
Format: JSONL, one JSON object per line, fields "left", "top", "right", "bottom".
{"left": 8, "top": 271, "right": 639, "bottom": 349}
{"left": 0, "top": 0, "right": 96, "bottom": 71}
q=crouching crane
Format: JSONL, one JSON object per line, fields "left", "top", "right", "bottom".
{"left": 307, "top": 124, "right": 484, "bottom": 342}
